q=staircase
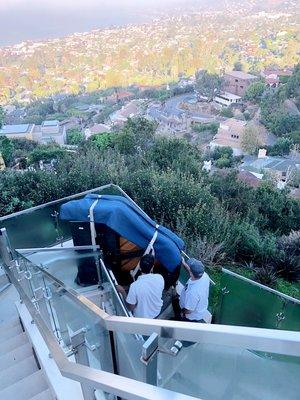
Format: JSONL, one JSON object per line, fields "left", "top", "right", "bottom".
{"left": 0, "top": 317, "right": 54, "bottom": 400}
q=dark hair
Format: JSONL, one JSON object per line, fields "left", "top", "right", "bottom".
{"left": 140, "top": 254, "right": 155, "bottom": 274}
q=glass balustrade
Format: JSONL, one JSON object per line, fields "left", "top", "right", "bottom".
{"left": 0, "top": 185, "right": 118, "bottom": 250}
{"left": 158, "top": 340, "right": 300, "bottom": 400}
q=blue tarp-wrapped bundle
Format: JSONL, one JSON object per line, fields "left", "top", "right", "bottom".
{"left": 60, "top": 194, "right": 184, "bottom": 272}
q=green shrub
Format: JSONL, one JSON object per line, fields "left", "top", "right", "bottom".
{"left": 220, "top": 108, "right": 234, "bottom": 118}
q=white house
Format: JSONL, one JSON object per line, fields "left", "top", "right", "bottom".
{"left": 1, "top": 121, "right": 66, "bottom": 145}
{"left": 214, "top": 92, "right": 242, "bottom": 107}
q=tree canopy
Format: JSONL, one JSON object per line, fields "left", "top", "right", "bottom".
{"left": 196, "top": 71, "right": 223, "bottom": 101}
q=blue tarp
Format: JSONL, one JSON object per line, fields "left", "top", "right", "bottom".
{"left": 59, "top": 194, "right": 184, "bottom": 272}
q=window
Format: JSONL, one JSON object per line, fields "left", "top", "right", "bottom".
{"left": 235, "top": 79, "right": 238, "bottom": 82}
{"left": 240, "top": 85, "right": 243, "bottom": 89}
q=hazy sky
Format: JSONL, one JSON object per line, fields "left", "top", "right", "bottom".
{"left": 0, "top": 0, "right": 206, "bottom": 46}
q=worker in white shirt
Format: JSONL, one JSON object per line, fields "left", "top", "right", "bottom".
{"left": 117, "top": 254, "right": 165, "bottom": 319}
{"left": 179, "top": 258, "right": 211, "bottom": 323}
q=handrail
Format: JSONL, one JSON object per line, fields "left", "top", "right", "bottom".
{"left": 223, "top": 268, "right": 300, "bottom": 305}
{"left": 5, "top": 262, "right": 197, "bottom": 400}
{"left": 13, "top": 251, "right": 300, "bottom": 357}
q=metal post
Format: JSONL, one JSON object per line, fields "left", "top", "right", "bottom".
{"left": 0, "top": 228, "right": 14, "bottom": 267}
{"left": 70, "top": 328, "right": 95, "bottom": 400}
{"left": 140, "top": 333, "right": 159, "bottom": 386}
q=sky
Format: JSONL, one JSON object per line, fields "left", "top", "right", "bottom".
{"left": 0, "top": 0, "right": 206, "bottom": 46}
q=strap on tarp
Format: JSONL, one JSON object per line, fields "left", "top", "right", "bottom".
{"left": 130, "top": 224, "right": 159, "bottom": 280}
{"left": 89, "top": 196, "right": 101, "bottom": 251}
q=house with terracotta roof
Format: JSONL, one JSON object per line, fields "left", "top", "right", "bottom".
{"left": 224, "top": 71, "right": 258, "bottom": 96}
{"left": 109, "top": 100, "right": 142, "bottom": 125}
{"left": 84, "top": 123, "right": 111, "bottom": 139}
{"left": 209, "top": 118, "right": 247, "bottom": 156}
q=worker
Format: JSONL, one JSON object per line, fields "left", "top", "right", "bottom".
{"left": 117, "top": 254, "right": 164, "bottom": 318}
{"left": 179, "top": 258, "right": 211, "bottom": 323}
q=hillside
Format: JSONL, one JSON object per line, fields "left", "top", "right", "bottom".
{"left": 0, "top": 0, "right": 299, "bottom": 104}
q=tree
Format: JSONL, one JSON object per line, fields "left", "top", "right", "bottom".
{"left": 193, "top": 122, "right": 219, "bottom": 135}
{"left": 244, "top": 81, "right": 265, "bottom": 103}
{"left": 114, "top": 131, "right": 136, "bottom": 154}
{"left": 0, "top": 137, "right": 14, "bottom": 165}
{"left": 271, "top": 114, "right": 300, "bottom": 136}
{"left": 196, "top": 71, "right": 222, "bottom": 101}
{"left": 29, "top": 145, "right": 66, "bottom": 164}
{"left": 233, "top": 61, "right": 243, "bottom": 71}
{"left": 267, "top": 138, "right": 293, "bottom": 156}
{"left": 220, "top": 108, "right": 234, "bottom": 118}
{"left": 212, "top": 146, "right": 233, "bottom": 160}
{"left": 90, "top": 133, "right": 113, "bottom": 150}
{"left": 121, "top": 117, "right": 156, "bottom": 150}
{"left": 241, "top": 123, "right": 264, "bottom": 155}
{"left": 67, "top": 128, "right": 85, "bottom": 145}
{"left": 214, "top": 157, "right": 233, "bottom": 168}
{"left": 0, "top": 107, "right": 4, "bottom": 129}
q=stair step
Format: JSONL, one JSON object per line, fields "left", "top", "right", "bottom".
{"left": 0, "top": 317, "right": 20, "bottom": 331}
{"left": 0, "top": 342, "right": 32, "bottom": 370}
{"left": 0, "top": 332, "right": 28, "bottom": 356}
{"left": 0, "top": 323, "right": 23, "bottom": 343}
{"left": 0, "top": 273, "right": 9, "bottom": 287}
{"left": 0, "top": 355, "right": 38, "bottom": 390}
{"left": 0, "top": 370, "right": 48, "bottom": 400}
{"left": 30, "top": 389, "right": 53, "bottom": 400}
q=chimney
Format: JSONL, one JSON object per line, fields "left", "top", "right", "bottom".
{"left": 258, "top": 148, "right": 267, "bottom": 158}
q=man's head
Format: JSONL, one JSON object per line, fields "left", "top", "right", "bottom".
{"left": 187, "top": 258, "right": 205, "bottom": 279}
{"left": 140, "top": 254, "right": 155, "bottom": 274}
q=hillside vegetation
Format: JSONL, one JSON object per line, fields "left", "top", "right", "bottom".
{"left": 0, "top": 117, "right": 299, "bottom": 298}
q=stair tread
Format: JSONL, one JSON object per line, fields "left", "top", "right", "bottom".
{"left": 0, "top": 370, "right": 48, "bottom": 400}
{"left": 0, "top": 323, "right": 23, "bottom": 343}
{"left": 0, "top": 342, "right": 32, "bottom": 370}
{"left": 0, "top": 355, "right": 38, "bottom": 390}
{"left": 0, "top": 332, "right": 28, "bottom": 356}
{"left": 0, "top": 317, "right": 20, "bottom": 330}
{"left": 30, "top": 389, "right": 53, "bottom": 400}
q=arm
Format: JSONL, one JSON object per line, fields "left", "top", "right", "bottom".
{"left": 182, "top": 257, "right": 191, "bottom": 274}
{"left": 116, "top": 285, "right": 137, "bottom": 311}
{"left": 124, "top": 284, "right": 138, "bottom": 312}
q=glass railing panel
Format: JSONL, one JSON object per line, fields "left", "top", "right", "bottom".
{"left": 0, "top": 185, "right": 118, "bottom": 250}
{"left": 158, "top": 340, "right": 300, "bottom": 400}
{"left": 215, "top": 269, "right": 300, "bottom": 331}
{"left": 114, "top": 331, "right": 145, "bottom": 382}
{"left": 23, "top": 249, "right": 102, "bottom": 291}
{"left": 46, "top": 277, "right": 114, "bottom": 373}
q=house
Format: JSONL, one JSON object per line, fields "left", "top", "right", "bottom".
{"left": 84, "top": 123, "right": 111, "bottom": 139}
{"left": 0, "top": 124, "right": 35, "bottom": 140}
{"left": 240, "top": 154, "right": 300, "bottom": 182}
{"left": 109, "top": 100, "right": 141, "bottom": 125}
{"left": 237, "top": 170, "right": 262, "bottom": 188}
{"left": 210, "top": 118, "right": 247, "bottom": 156}
{"left": 224, "top": 71, "right": 258, "bottom": 96}
{"left": 214, "top": 92, "right": 242, "bottom": 107}
{"left": 0, "top": 121, "right": 66, "bottom": 145}
{"left": 106, "top": 91, "right": 134, "bottom": 104}
{"left": 33, "top": 120, "right": 66, "bottom": 145}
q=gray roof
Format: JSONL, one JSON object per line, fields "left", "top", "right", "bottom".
{"left": 0, "top": 124, "right": 30, "bottom": 134}
{"left": 241, "top": 155, "right": 300, "bottom": 173}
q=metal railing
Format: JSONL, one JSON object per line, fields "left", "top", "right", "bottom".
{"left": 2, "top": 251, "right": 300, "bottom": 400}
